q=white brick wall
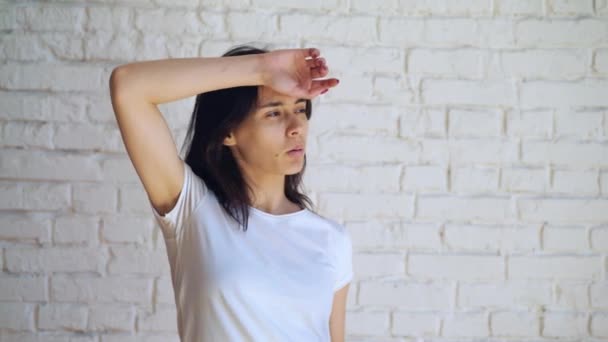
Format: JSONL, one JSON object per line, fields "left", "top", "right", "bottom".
{"left": 0, "top": 0, "right": 607, "bottom": 341}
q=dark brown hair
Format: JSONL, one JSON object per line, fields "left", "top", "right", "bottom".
{"left": 180, "top": 44, "right": 314, "bottom": 231}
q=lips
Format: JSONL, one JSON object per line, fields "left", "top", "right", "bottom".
{"left": 288, "top": 145, "right": 304, "bottom": 152}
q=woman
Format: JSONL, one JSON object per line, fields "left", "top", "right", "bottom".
{"left": 109, "top": 44, "right": 352, "bottom": 341}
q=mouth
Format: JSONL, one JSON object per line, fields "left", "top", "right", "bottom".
{"left": 286, "top": 145, "right": 305, "bottom": 156}
{"left": 287, "top": 145, "right": 304, "bottom": 153}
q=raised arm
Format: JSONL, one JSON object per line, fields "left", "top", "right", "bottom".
{"left": 108, "top": 54, "right": 266, "bottom": 216}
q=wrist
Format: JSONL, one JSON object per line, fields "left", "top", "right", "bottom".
{"left": 255, "top": 53, "right": 270, "bottom": 86}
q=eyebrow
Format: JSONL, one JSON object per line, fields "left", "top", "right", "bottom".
{"left": 257, "top": 98, "right": 307, "bottom": 109}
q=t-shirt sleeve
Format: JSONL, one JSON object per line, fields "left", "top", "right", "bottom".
{"left": 149, "top": 161, "right": 208, "bottom": 240}
{"left": 332, "top": 224, "right": 354, "bottom": 292}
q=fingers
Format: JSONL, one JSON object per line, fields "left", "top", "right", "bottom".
{"left": 307, "top": 47, "right": 320, "bottom": 59}
{"left": 308, "top": 78, "right": 340, "bottom": 97}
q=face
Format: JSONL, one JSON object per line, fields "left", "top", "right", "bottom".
{"left": 223, "top": 86, "right": 309, "bottom": 177}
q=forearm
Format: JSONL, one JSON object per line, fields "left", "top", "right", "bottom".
{"left": 109, "top": 54, "right": 266, "bottom": 105}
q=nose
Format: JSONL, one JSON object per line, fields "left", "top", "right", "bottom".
{"left": 287, "top": 113, "right": 306, "bottom": 137}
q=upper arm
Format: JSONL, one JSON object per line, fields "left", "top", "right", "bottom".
{"left": 329, "top": 282, "right": 350, "bottom": 342}
{"left": 109, "top": 66, "right": 184, "bottom": 216}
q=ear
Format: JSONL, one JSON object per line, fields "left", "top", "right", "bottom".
{"left": 223, "top": 132, "right": 236, "bottom": 146}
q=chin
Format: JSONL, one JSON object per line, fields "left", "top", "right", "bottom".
{"left": 283, "top": 162, "right": 305, "bottom": 175}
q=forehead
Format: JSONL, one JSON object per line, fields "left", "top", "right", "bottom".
{"left": 256, "top": 86, "right": 302, "bottom": 107}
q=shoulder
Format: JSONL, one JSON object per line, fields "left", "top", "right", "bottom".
{"left": 306, "top": 210, "right": 345, "bottom": 232}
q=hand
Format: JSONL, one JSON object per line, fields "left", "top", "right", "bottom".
{"left": 260, "top": 48, "right": 339, "bottom": 99}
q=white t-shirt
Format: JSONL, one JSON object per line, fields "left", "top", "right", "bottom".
{"left": 149, "top": 162, "right": 354, "bottom": 342}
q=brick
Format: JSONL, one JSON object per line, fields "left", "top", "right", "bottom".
{"left": 279, "top": 14, "right": 376, "bottom": 44}
{"left": 0, "top": 33, "right": 51, "bottom": 62}
{"left": 459, "top": 281, "right": 552, "bottom": 307}
{"left": 0, "top": 181, "right": 21, "bottom": 209}
{"left": 522, "top": 141, "right": 608, "bottom": 167}
{"left": 227, "top": 12, "right": 279, "bottom": 41}
{"left": 85, "top": 32, "right": 138, "bottom": 61}
{"left": 500, "top": 49, "right": 587, "bottom": 79}
{"left": 347, "top": 310, "right": 389, "bottom": 335}
{"left": 440, "top": 139, "right": 518, "bottom": 165}
{"left": 519, "top": 198, "right": 608, "bottom": 223}
{"left": 5, "top": 247, "right": 108, "bottom": 273}
{"left": 551, "top": 169, "right": 599, "bottom": 195}
{"left": 399, "top": 107, "right": 446, "bottom": 138}
{"left": 319, "top": 193, "right": 413, "bottom": 220}
{"left": 594, "top": 49, "right": 608, "bottom": 73}
{"left": 0, "top": 63, "right": 105, "bottom": 92}
{"left": 442, "top": 311, "right": 488, "bottom": 338}
{"left": 322, "top": 74, "right": 374, "bottom": 102}
{"left": 251, "top": 0, "right": 343, "bottom": 11}
{"left": 379, "top": 18, "right": 425, "bottom": 46}
{"left": 424, "top": 18, "right": 477, "bottom": 46}
{"left": 409, "top": 254, "right": 504, "bottom": 281}
{"left": 590, "top": 282, "right": 608, "bottom": 307}
{"left": 0, "top": 275, "right": 46, "bottom": 301}
{"left": 2, "top": 121, "right": 52, "bottom": 149}
{"left": 542, "top": 311, "right": 588, "bottom": 337}
{"left": 402, "top": 165, "right": 447, "bottom": 192}
{"left": 20, "top": 6, "right": 86, "bottom": 32}
{"left": 505, "top": 109, "right": 553, "bottom": 138}
{"left": 51, "top": 276, "right": 152, "bottom": 305}
{"left": 444, "top": 224, "right": 539, "bottom": 252}
{"left": 309, "top": 103, "right": 400, "bottom": 136}
{"left": 22, "top": 182, "right": 70, "bottom": 211}
{"left": 108, "top": 246, "right": 169, "bottom": 275}
{"left": 491, "top": 310, "right": 539, "bottom": 336}
{"left": 449, "top": 108, "right": 501, "bottom": 137}
{"left": 359, "top": 280, "right": 453, "bottom": 308}
{"left": 515, "top": 19, "right": 607, "bottom": 47}
{"left": 451, "top": 166, "right": 499, "bottom": 192}
{"left": 134, "top": 8, "right": 225, "bottom": 37}
{"left": 554, "top": 281, "right": 590, "bottom": 309}
{"left": 495, "top": 0, "right": 543, "bottom": 16}
{"left": 408, "top": 49, "right": 482, "bottom": 77}
{"left": 304, "top": 164, "right": 401, "bottom": 192}
{"left": 39, "top": 303, "right": 87, "bottom": 331}
{"left": 0, "top": 92, "right": 87, "bottom": 122}
{"left": 547, "top": 0, "right": 594, "bottom": 16}
{"left": 554, "top": 109, "right": 603, "bottom": 139}
{"left": 590, "top": 227, "right": 608, "bottom": 252}
{"left": 591, "top": 312, "right": 608, "bottom": 337}
{"left": 137, "top": 307, "right": 178, "bottom": 332}
{"left": 0, "top": 213, "right": 51, "bottom": 244}
{"left": 53, "top": 215, "right": 99, "bottom": 245}
{"left": 392, "top": 311, "right": 439, "bottom": 335}
{"left": 509, "top": 256, "right": 602, "bottom": 279}
{"left": 317, "top": 134, "right": 418, "bottom": 163}
{"left": 87, "top": 7, "right": 132, "bottom": 32}
{"left": 543, "top": 225, "right": 589, "bottom": 251}
{"left": 73, "top": 183, "right": 117, "bottom": 214}
{"left": 354, "top": 252, "right": 404, "bottom": 278}
{"left": 345, "top": 221, "right": 408, "bottom": 249}
{"left": 422, "top": 79, "right": 515, "bottom": 106}
{"left": 501, "top": 167, "right": 548, "bottom": 193}
{"left": 373, "top": 75, "right": 415, "bottom": 105}
{"left": 0, "top": 149, "right": 102, "bottom": 182}
{"left": 417, "top": 196, "right": 513, "bottom": 221}
{"left": 55, "top": 123, "right": 124, "bottom": 152}
{"left": 88, "top": 304, "right": 135, "bottom": 332}
{"left": 321, "top": 45, "right": 405, "bottom": 74}
{"left": 0, "top": 302, "right": 35, "bottom": 331}
{"left": 102, "top": 215, "right": 155, "bottom": 246}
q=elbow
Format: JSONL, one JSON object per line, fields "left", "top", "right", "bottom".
{"left": 109, "top": 66, "right": 128, "bottom": 100}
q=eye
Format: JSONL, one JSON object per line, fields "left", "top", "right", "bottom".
{"left": 266, "top": 111, "right": 280, "bottom": 117}
{"left": 296, "top": 108, "right": 307, "bottom": 114}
